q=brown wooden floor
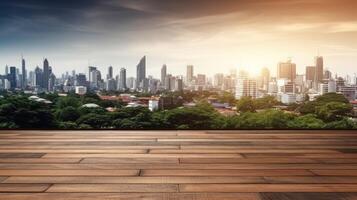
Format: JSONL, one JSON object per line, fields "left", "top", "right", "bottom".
{"left": 0, "top": 130, "right": 357, "bottom": 199}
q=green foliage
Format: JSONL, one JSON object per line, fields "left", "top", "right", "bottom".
{"left": 76, "top": 113, "right": 110, "bottom": 129}
{"left": 55, "top": 106, "right": 80, "bottom": 122}
{"left": 324, "top": 118, "right": 357, "bottom": 129}
{"left": 316, "top": 102, "right": 352, "bottom": 122}
{"left": 236, "top": 96, "right": 256, "bottom": 113}
{"left": 287, "top": 114, "right": 325, "bottom": 129}
{"left": 298, "top": 93, "right": 352, "bottom": 122}
{"left": 56, "top": 97, "right": 81, "bottom": 109}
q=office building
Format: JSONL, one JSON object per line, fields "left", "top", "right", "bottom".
{"left": 119, "top": 68, "right": 126, "bottom": 90}
{"left": 277, "top": 60, "right": 296, "bottom": 82}
{"left": 186, "top": 65, "right": 194, "bottom": 84}
{"left": 8, "top": 67, "right": 17, "bottom": 89}
{"left": 107, "top": 66, "right": 113, "bottom": 79}
{"left": 43, "top": 58, "right": 50, "bottom": 90}
{"left": 21, "top": 57, "right": 26, "bottom": 88}
{"left": 315, "top": 56, "right": 324, "bottom": 82}
{"left": 136, "top": 56, "right": 146, "bottom": 90}
{"left": 161, "top": 64, "right": 167, "bottom": 85}
{"left": 235, "top": 70, "right": 257, "bottom": 99}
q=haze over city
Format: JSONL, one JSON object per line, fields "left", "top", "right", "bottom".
{"left": 0, "top": 0, "right": 357, "bottom": 77}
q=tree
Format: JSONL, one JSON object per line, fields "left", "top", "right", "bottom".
{"left": 324, "top": 118, "right": 357, "bottom": 129}
{"left": 56, "top": 97, "right": 81, "bottom": 109}
{"left": 76, "top": 113, "right": 110, "bottom": 129}
{"left": 236, "top": 96, "right": 256, "bottom": 113}
{"left": 56, "top": 106, "right": 80, "bottom": 122}
{"left": 316, "top": 102, "right": 352, "bottom": 122}
{"left": 287, "top": 114, "right": 325, "bottom": 129}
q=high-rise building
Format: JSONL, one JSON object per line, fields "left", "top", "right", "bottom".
{"left": 106, "top": 78, "right": 116, "bottom": 91}
{"left": 119, "top": 68, "right": 126, "bottom": 90}
{"left": 260, "top": 67, "right": 270, "bottom": 91}
{"left": 48, "top": 73, "right": 56, "bottom": 92}
{"left": 315, "top": 56, "right": 324, "bottom": 83}
{"left": 277, "top": 60, "right": 296, "bottom": 82}
{"left": 161, "top": 64, "right": 167, "bottom": 85}
{"left": 5, "top": 65, "right": 9, "bottom": 75}
{"left": 176, "top": 78, "right": 183, "bottom": 92}
{"left": 43, "top": 58, "right": 50, "bottom": 90}
{"left": 214, "top": 73, "right": 224, "bottom": 88}
{"left": 235, "top": 70, "right": 257, "bottom": 100}
{"left": 76, "top": 73, "right": 87, "bottom": 86}
{"left": 196, "top": 74, "right": 206, "bottom": 85}
{"left": 306, "top": 66, "right": 316, "bottom": 81}
{"left": 186, "top": 65, "right": 194, "bottom": 84}
{"left": 324, "top": 70, "right": 332, "bottom": 80}
{"left": 107, "top": 66, "right": 113, "bottom": 79}
{"left": 34, "top": 67, "right": 43, "bottom": 87}
{"left": 136, "top": 56, "right": 146, "bottom": 90}
{"left": 8, "top": 67, "right": 17, "bottom": 89}
{"left": 21, "top": 57, "right": 26, "bottom": 89}
{"left": 88, "top": 66, "right": 97, "bottom": 83}
{"left": 164, "top": 74, "right": 172, "bottom": 90}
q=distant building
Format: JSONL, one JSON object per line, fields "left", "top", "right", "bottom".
{"left": 136, "top": 56, "right": 146, "bottom": 90}
{"left": 315, "top": 56, "right": 324, "bottom": 83}
{"left": 281, "top": 93, "right": 297, "bottom": 104}
{"left": 338, "top": 86, "right": 356, "bottom": 101}
{"left": 148, "top": 99, "right": 159, "bottom": 111}
{"left": 306, "top": 66, "right": 316, "bottom": 82}
{"left": 21, "top": 57, "right": 26, "bottom": 89}
{"left": 75, "top": 86, "right": 87, "bottom": 95}
{"left": 43, "top": 58, "right": 50, "bottom": 90}
{"left": 277, "top": 60, "right": 296, "bottom": 82}
{"left": 107, "top": 66, "right": 113, "bottom": 79}
{"left": 106, "top": 78, "right": 116, "bottom": 91}
{"left": 260, "top": 67, "right": 270, "bottom": 91}
{"left": 119, "top": 68, "right": 127, "bottom": 91}
{"left": 8, "top": 67, "right": 16, "bottom": 89}
{"left": 161, "top": 64, "right": 167, "bottom": 86}
{"left": 214, "top": 73, "right": 224, "bottom": 88}
{"left": 235, "top": 70, "right": 257, "bottom": 99}
{"left": 186, "top": 65, "right": 194, "bottom": 84}
{"left": 196, "top": 74, "right": 206, "bottom": 86}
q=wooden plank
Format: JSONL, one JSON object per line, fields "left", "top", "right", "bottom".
{"left": 0, "top": 184, "right": 50, "bottom": 192}
{"left": 0, "top": 193, "right": 261, "bottom": 200}
{"left": 312, "top": 170, "right": 357, "bottom": 176}
{"left": 265, "top": 176, "right": 357, "bottom": 184}
{"left": 180, "top": 158, "right": 318, "bottom": 164}
{"left": 0, "top": 170, "right": 139, "bottom": 176}
{"left": 142, "top": 169, "right": 313, "bottom": 177}
{"left": 260, "top": 193, "right": 355, "bottom": 200}
{"left": 0, "top": 177, "right": 8, "bottom": 183}
{"left": 4, "top": 176, "right": 265, "bottom": 184}
{"left": 81, "top": 157, "right": 179, "bottom": 164}
{"left": 179, "top": 184, "right": 357, "bottom": 192}
{"left": 0, "top": 145, "right": 179, "bottom": 150}
{"left": 44, "top": 153, "right": 242, "bottom": 158}
{"left": 1, "top": 163, "right": 357, "bottom": 170}
{"left": 150, "top": 149, "right": 339, "bottom": 154}
{"left": 0, "top": 158, "right": 82, "bottom": 163}
{"left": 0, "top": 153, "right": 45, "bottom": 158}
{"left": 46, "top": 183, "right": 178, "bottom": 193}
{"left": 0, "top": 149, "right": 148, "bottom": 154}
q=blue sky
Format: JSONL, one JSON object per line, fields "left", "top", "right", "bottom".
{"left": 0, "top": 0, "right": 357, "bottom": 78}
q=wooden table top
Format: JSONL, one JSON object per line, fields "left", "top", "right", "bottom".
{"left": 0, "top": 130, "right": 357, "bottom": 199}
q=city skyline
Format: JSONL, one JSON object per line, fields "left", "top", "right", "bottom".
{"left": 1, "top": 0, "right": 357, "bottom": 77}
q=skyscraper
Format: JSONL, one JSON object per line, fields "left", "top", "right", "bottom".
{"left": 43, "top": 58, "right": 50, "bottom": 90}
{"left": 315, "top": 56, "right": 324, "bottom": 83}
{"left": 5, "top": 65, "right": 8, "bottom": 75}
{"left": 306, "top": 66, "right": 316, "bottom": 81}
{"left": 235, "top": 70, "right": 257, "bottom": 100}
{"left": 88, "top": 66, "right": 97, "bottom": 88}
{"left": 277, "top": 60, "right": 296, "bottom": 82}
{"left": 136, "top": 56, "right": 146, "bottom": 90}
{"left": 260, "top": 67, "right": 270, "bottom": 91}
{"left": 107, "top": 66, "right": 113, "bottom": 79}
{"left": 119, "top": 68, "right": 126, "bottom": 90}
{"left": 186, "top": 65, "right": 194, "bottom": 84}
{"left": 34, "top": 67, "right": 43, "bottom": 87}
{"left": 161, "top": 64, "right": 167, "bottom": 85}
{"left": 8, "top": 67, "right": 17, "bottom": 89}
{"left": 21, "top": 57, "right": 26, "bottom": 88}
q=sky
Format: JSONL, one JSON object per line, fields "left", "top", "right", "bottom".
{"left": 0, "top": 0, "right": 357, "bottom": 78}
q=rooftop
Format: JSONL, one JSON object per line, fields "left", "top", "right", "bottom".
{"left": 0, "top": 130, "right": 357, "bottom": 199}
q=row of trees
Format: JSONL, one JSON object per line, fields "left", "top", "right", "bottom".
{"left": 0, "top": 91, "right": 356, "bottom": 129}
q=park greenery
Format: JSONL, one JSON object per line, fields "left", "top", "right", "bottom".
{"left": 0, "top": 90, "right": 355, "bottom": 129}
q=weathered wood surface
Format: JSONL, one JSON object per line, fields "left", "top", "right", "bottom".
{"left": 0, "top": 130, "right": 357, "bottom": 199}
